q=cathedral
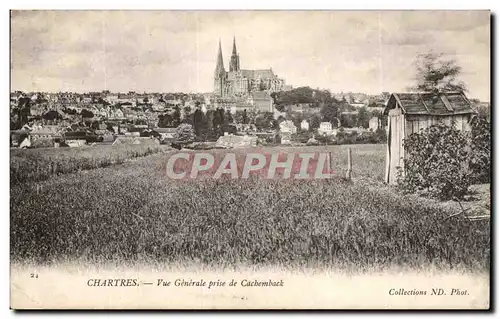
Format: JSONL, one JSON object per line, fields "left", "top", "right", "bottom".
{"left": 213, "top": 37, "right": 289, "bottom": 112}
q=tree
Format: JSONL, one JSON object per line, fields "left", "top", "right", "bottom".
{"left": 410, "top": 51, "right": 466, "bottom": 93}
{"left": 81, "top": 109, "right": 94, "bottom": 119}
{"left": 158, "top": 113, "right": 174, "bottom": 128}
{"left": 233, "top": 109, "right": 251, "bottom": 124}
{"left": 43, "top": 110, "right": 61, "bottom": 121}
{"left": 321, "top": 104, "right": 337, "bottom": 124}
{"left": 205, "top": 110, "right": 216, "bottom": 140}
{"left": 356, "top": 107, "right": 370, "bottom": 128}
{"left": 309, "top": 114, "right": 322, "bottom": 132}
{"left": 276, "top": 115, "right": 286, "bottom": 124}
{"left": 287, "top": 112, "right": 304, "bottom": 129}
{"left": 242, "top": 109, "right": 249, "bottom": 124}
{"left": 371, "top": 110, "right": 388, "bottom": 127}
{"left": 98, "top": 97, "right": 110, "bottom": 105}
{"left": 255, "top": 112, "right": 275, "bottom": 131}
{"left": 90, "top": 121, "right": 100, "bottom": 130}
{"left": 172, "top": 106, "right": 181, "bottom": 127}
{"left": 470, "top": 116, "right": 491, "bottom": 183}
{"left": 224, "top": 110, "right": 233, "bottom": 125}
{"left": 16, "top": 97, "right": 31, "bottom": 128}
{"left": 212, "top": 108, "right": 224, "bottom": 137}
{"left": 193, "top": 108, "right": 208, "bottom": 138}
{"left": 174, "top": 123, "right": 196, "bottom": 144}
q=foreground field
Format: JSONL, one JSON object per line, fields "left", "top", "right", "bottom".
{"left": 10, "top": 144, "right": 489, "bottom": 271}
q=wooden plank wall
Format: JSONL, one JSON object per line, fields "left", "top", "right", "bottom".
{"left": 405, "top": 114, "right": 472, "bottom": 136}
{"left": 387, "top": 108, "right": 404, "bottom": 184}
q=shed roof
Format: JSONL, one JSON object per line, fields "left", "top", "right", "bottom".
{"left": 384, "top": 92, "right": 476, "bottom": 116}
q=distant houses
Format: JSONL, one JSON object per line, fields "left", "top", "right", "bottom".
{"left": 369, "top": 117, "right": 380, "bottom": 131}
{"left": 154, "top": 127, "right": 177, "bottom": 143}
{"left": 318, "top": 122, "right": 335, "bottom": 136}
{"left": 279, "top": 120, "right": 297, "bottom": 134}
{"left": 300, "top": 120, "right": 309, "bottom": 131}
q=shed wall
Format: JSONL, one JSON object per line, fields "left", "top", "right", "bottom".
{"left": 386, "top": 108, "right": 405, "bottom": 184}
{"left": 404, "top": 114, "right": 472, "bottom": 135}
{"left": 386, "top": 113, "right": 473, "bottom": 184}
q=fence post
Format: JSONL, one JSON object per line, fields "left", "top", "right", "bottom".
{"left": 346, "top": 148, "right": 352, "bottom": 181}
{"left": 329, "top": 152, "right": 333, "bottom": 174}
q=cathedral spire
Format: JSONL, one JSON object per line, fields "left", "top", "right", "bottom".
{"left": 232, "top": 36, "right": 237, "bottom": 55}
{"left": 215, "top": 39, "right": 225, "bottom": 78}
{"left": 229, "top": 36, "right": 240, "bottom": 72}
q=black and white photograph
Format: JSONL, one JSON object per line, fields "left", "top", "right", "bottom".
{"left": 9, "top": 9, "right": 491, "bottom": 309}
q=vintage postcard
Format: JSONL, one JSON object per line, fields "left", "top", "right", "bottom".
{"left": 10, "top": 10, "right": 491, "bottom": 310}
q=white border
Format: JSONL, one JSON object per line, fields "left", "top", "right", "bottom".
{"left": 2, "top": 1, "right": 497, "bottom": 318}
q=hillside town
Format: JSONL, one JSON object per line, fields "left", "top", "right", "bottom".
{"left": 9, "top": 87, "right": 397, "bottom": 148}
{"left": 9, "top": 36, "right": 490, "bottom": 150}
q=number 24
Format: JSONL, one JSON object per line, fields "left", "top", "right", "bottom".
{"left": 30, "top": 273, "right": 38, "bottom": 279}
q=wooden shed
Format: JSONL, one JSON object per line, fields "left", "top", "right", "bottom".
{"left": 384, "top": 91, "right": 476, "bottom": 184}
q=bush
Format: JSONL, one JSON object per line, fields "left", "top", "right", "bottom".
{"left": 29, "top": 137, "right": 54, "bottom": 149}
{"left": 373, "top": 128, "right": 387, "bottom": 144}
{"left": 316, "top": 134, "right": 335, "bottom": 145}
{"left": 397, "top": 122, "right": 474, "bottom": 200}
{"left": 470, "top": 117, "right": 491, "bottom": 184}
{"left": 175, "top": 123, "right": 196, "bottom": 144}
{"left": 291, "top": 131, "right": 311, "bottom": 144}
{"left": 335, "top": 131, "right": 357, "bottom": 145}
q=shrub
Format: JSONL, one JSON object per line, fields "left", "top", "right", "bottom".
{"left": 30, "top": 137, "right": 54, "bottom": 148}
{"left": 373, "top": 128, "right": 387, "bottom": 144}
{"left": 470, "top": 116, "right": 491, "bottom": 184}
{"left": 335, "top": 131, "right": 357, "bottom": 145}
{"left": 291, "top": 131, "right": 311, "bottom": 144}
{"left": 397, "top": 122, "right": 474, "bottom": 200}
{"left": 316, "top": 134, "right": 335, "bottom": 145}
{"left": 175, "top": 123, "right": 196, "bottom": 144}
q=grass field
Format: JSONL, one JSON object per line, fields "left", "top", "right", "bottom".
{"left": 10, "top": 144, "right": 490, "bottom": 272}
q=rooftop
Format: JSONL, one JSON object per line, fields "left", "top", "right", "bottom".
{"left": 384, "top": 92, "right": 476, "bottom": 116}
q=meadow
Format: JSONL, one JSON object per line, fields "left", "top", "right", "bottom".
{"left": 10, "top": 144, "right": 490, "bottom": 272}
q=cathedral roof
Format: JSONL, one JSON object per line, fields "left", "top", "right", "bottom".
{"left": 240, "top": 69, "right": 275, "bottom": 79}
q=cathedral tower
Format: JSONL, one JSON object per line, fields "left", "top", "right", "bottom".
{"left": 214, "top": 39, "right": 226, "bottom": 78}
{"left": 214, "top": 39, "right": 226, "bottom": 96}
{"left": 229, "top": 36, "right": 240, "bottom": 72}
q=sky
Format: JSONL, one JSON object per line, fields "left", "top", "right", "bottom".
{"left": 10, "top": 10, "right": 491, "bottom": 101}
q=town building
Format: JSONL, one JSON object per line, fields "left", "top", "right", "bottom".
{"left": 214, "top": 37, "right": 287, "bottom": 98}
{"left": 318, "top": 122, "right": 334, "bottom": 136}
{"left": 369, "top": 117, "right": 380, "bottom": 131}
{"left": 279, "top": 120, "right": 297, "bottom": 134}
{"left": 212, "top": 37, "right": 289, "bottom": 113}
{"left": 300, "top": 120, "right": 309, "bottom": 131}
